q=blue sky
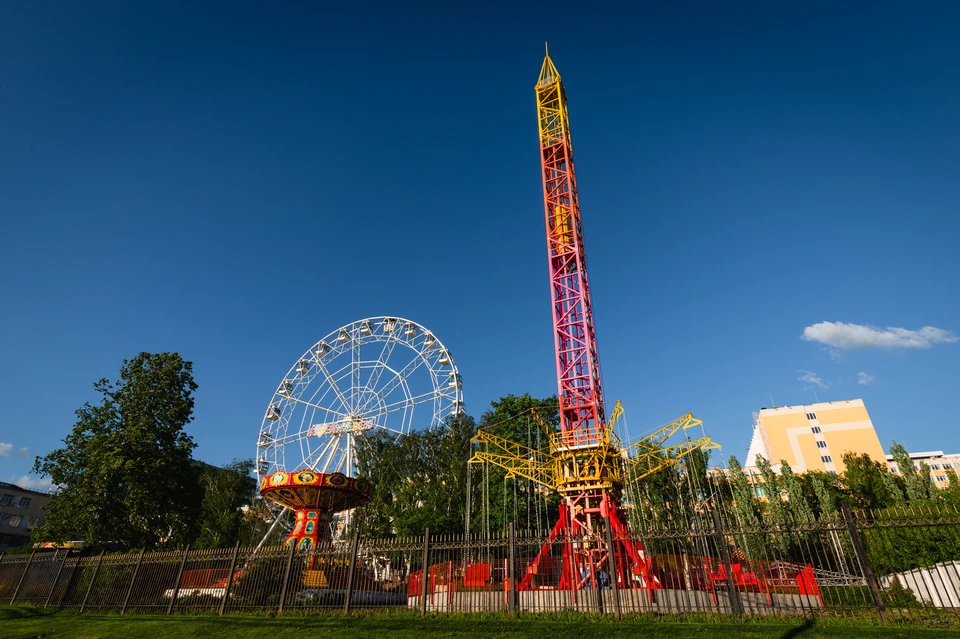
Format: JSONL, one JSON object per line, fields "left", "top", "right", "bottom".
{"left": 2, "top": 1, "right": 959, "bottom": 489}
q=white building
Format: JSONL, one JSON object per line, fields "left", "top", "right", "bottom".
{"left": 886, "top": 451, "right": 960, "bottom": 490}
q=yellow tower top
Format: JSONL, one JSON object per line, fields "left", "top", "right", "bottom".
{"left": 538, "top": 42, "right": 560, "bottom": 87}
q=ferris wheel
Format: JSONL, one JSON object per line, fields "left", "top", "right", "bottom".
{"left": 255, "top": 317, "right": 463, "bottom": 520}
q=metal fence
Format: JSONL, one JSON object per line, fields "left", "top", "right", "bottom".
{"left": 2, "top": 503, "right": 960, "bottom": 624}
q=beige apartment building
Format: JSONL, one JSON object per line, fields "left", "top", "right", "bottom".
{"left": 745, "top": 399, "right": 886, "bottom": 475}
{"left": 0, "top": 482, "right": 52, "bottom": 550}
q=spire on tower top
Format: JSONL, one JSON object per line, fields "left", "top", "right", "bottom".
{"left": 538, "top": 43, "right": 560, "bottom": 87}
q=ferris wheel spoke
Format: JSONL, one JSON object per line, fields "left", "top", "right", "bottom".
{"left": 269, "top": 430, "right": 315, "bottom": 447}
{"left": 356, "top": 353, "right": 431, "bottom": 414}
{"left": 349, "top": 330, "right": 362, "bottom": 411}
{"left": 367, "top": 389, "right": 443, "bottom": 419}
{"left": 361, "top": 337, "right": 398, "bottom": 403}
{"left": 321, "top": 435, "right": 347, "bottom": 473}
{"left": 316, "top": 360, "right": 353, "bottom": 415}
{"left": 370, "top": 423, "right": 406, "bottom": 437}
{"left": 283, "top": 394, "right": 350, "bottom": 419}
{"left": 307, "top": 434, "right": 343, "bottom": 472}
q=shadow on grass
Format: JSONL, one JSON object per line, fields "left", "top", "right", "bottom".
{"left": 0, "top": 605, "right": 56, "bottom": 620}
{"left": 780, "top": 618, "right": 815, "bottom": 639}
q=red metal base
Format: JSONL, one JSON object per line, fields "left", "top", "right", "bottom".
{"left": 519, "top": 490, "right": 658, "bottom": 591}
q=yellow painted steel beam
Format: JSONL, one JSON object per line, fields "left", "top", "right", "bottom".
{"left": 468, "top": 400, "right": 718, "bottom": 496}
{"left": 622, "top": 412, "right": 702, "bottom": 458}
{"left": 468, "top": 450, "right": 555, "bottom": 487}
{"left": 469, "top": 428, "right": 554, "bottom": 488}
{"left": 625, "top": 436, "right": 718, "bottom": 483}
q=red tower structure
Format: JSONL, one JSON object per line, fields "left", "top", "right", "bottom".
{"left": 537, "top": 49, "right": 605, "bottom": 448}
{"left": 471, "top": 47, "right": 715, "bottom": 593}
{"left": 531, "top": 47, "right": 651, "bottom": 591}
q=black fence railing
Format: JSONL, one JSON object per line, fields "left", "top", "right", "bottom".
{"left": 2, "top": 503, "right": 960, "bottom": 624}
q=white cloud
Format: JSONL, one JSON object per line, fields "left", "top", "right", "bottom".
{"left": 822, "top": 347, "right": 844, "bottom": 362}
{"left": 0, "top": 443, "right": 29, "bottom": 458}
{"left": 13, "top": 475, "right": 56, "bottom": 492}
{"left": 798, "top": 370, "right": 830, "bottom": 390}
{"left": 802, "top": 321, "right": 958, "bottom": 350}
{"left": 857, "top": 372, "right": 876, "bottom": 386}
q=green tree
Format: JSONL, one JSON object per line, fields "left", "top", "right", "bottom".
{"left": 880, "top": 470, "right": 906, "bottom": 509}
{"left": 195, "top": 459, "right": 256, "bottom": 549}
{"left": 810, "top": 476, "right": 837, "bottom": 520}
{"left": 890, "top": 441, "right": 932, "bottom": 505}
{"left": 32, "top": 353, "right": 202, "bottom": 549}
{"left": 353, "top": 413, "right": 478, "bottom": 537}
{"left": 797, "top": 471, "right": 845, "bottom": 517}
{"left": 238, "top": 498, "right": 286, "bottom": 547}
{"left": 755, "top": 456, "right": 789, "bottom": 554}
{"left": 726, "top": 455, "right": 764, "bottom": 559}
{"left": 472, "top": 394, "right": 560, "bottom": 535}
{"left": 779, "top": 461, "right": 814, "bottom": 523}
{"left": 840, "top": 452, "right": 891, "bottom": 509}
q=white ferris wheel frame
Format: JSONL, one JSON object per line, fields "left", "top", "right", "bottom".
{"left": 255, "top": 316, "right": 463, "bottom": 505}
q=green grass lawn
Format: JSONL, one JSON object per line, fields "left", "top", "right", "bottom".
{"left": 2, "top": 606, "right": 958, "bottom": 639}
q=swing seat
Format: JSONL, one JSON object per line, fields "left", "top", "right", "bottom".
{"left": 302, "top": 570, "right": 329, "bottom": 588}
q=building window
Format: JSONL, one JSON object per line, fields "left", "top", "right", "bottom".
{"left": 827, "top": 470, "right": 838, "bottom": 475}
{"left": 17, "top": 497, "right": 31, "bottom": 509}
{"left": 751, "top": 486, "right": 766, "bottom": 498}
{"left": 821, "top": 455, "right": 832, "bottom": 463}
{"left": 811, "top": 426, "right": 821, "bottom": 433}
{"left": 806, "top": 412, "right": 817, "bottom": 420}
{"left": 816, "top": 440, "right": 828, "bottom": 449}
{"left": 0, "top": 514, "right": 23, "bottom": 528}
{"left": 936, "top": 475, "right": 947, "bottom": 483}
{"left": 0, "top": 494, "right": 13, "bottom": 507}
{"left": 26, "top": 517, "right": 40, "bottom": 530}
{"left": 931, "top": 465, "right": 941, "bottom": 470}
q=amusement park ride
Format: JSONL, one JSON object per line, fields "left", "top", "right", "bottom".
{"left": 467, "top": 47, "right": 717, "bottom": 591}
{"left": 254, "top": 48, "right": 718, "bottom": 591}
{"left": 255, "top": 318, "right": 464, "bottom": 550}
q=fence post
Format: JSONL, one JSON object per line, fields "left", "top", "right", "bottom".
{"left": 603, "top": 516, "right": 622, "bottom": 620}
{"left": 508, "top": 522, "right": 517, "bottom": 617}
{"left": 419, "top": 528, "right": 431, "bottom": 617}
{"left": 219, "top": 541, "right": 241, "bottom": 616}
{"left": 278, "top": 541, "right": 297, "bottom": 614}
{"left": 711, "top": 509, "right": 744, "bottom": 617}
{"left": 9, "top": 549, "right": 36, "bottom": 605}
{"left": 166, "top": 545, "right": 191, "bottom": 615}
{"left": 57, "top": 553, "right": 82, "bottom": 610}
{"left": 44, "top": 549, "right": 72, "bottom": 609}
{"left": 839, "top": 500, "right": 887, "bottom": 622}
{"left": 343, "top": 533, "right": 361, "bottom": 614}
{"left": 80, "top": 551, "right": 105, "bottom": 613}
{"left": 121, "top": 548, "right": 146, "bottom": 614}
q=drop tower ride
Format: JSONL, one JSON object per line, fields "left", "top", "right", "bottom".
{"left": 470, "top": 48, "right": 716, "bottom": 592}
{"left": 533, "top": 46, "right": 648, "bottom": 589}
